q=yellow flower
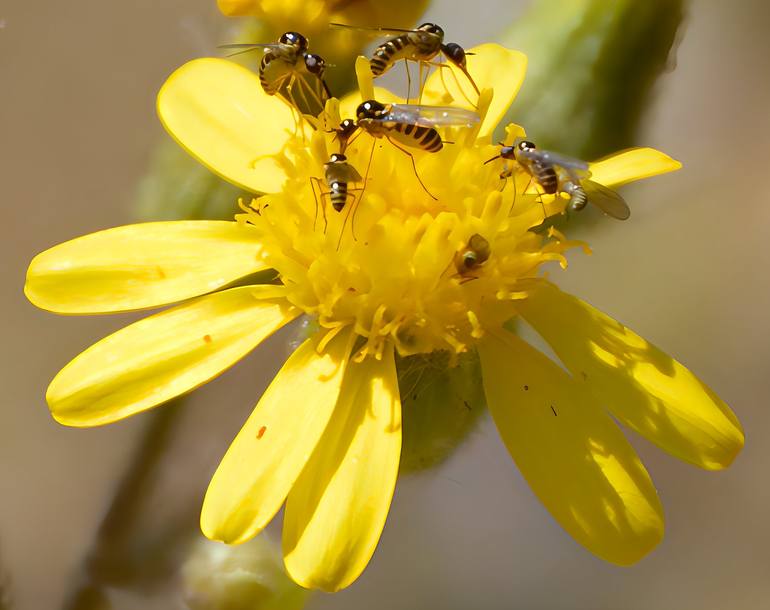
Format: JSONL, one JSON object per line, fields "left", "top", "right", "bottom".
{"left": 25, "top": 45, "right": 743, "bottom": 592}
{"left": 217, "top": 0, "right": 430, "bottom": 41}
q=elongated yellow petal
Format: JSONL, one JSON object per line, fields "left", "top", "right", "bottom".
{"left": 590, "top": 147, "right": 682, "bottom": 188}
{"left": 283, "top": 342, "right": 401, "bottom": 592}
{"left": 47, "top": 286, "right": 297, "bottom": 427}
{"left": 25, "top": 221, "right": 267, "bottom": 314}
{"left": 478, "top": 332, "right": 663, "bottom": 565}
{"left": 421, "top": 43, "right": 528, "bottom": 138}
{"left": 202, "top": 328, "right": 354, "bottom": 544}
{"left": 157, "top": 58, "right": 298, "bottom": 194}
{"left": 518, "top": 282, "right": 744, "bottom": 469}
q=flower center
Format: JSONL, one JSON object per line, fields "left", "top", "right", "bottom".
{"left": 238, "top": 110, "right": 581, "bottom": 359}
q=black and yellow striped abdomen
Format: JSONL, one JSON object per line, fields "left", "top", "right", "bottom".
{"left": 389, "top": 122, "right": 443, "bottom": 153}
{"left": 329, "top": 181, "right": 348, "bottom": 212}
{"left": 370, "top": 35, "right": 410, "bottom": 76}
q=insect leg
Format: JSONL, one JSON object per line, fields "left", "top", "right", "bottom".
{"left": 429, "top": 61, "right": 477, "bottom": 108}
{"left": 386, "top": 136, "right": 438, "bottom": 200}
{"left": 338, "top": 139, "right": 376, "bottom": 251}
{"left": 403, "top": 59, "right": 412, "bottom": 103}
{"left": 309, "top": 176, "right": 329, "bottom": 233}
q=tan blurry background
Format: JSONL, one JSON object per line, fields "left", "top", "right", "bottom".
{"left": 2, "top": 1, "right": 769, "bottom": 609}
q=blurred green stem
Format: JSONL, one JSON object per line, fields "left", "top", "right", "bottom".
{"left": 61, "top": 404, "right": 183, "bottom": 610}
{"left": 502, "top": 0, "right": 686, "bottom": 159}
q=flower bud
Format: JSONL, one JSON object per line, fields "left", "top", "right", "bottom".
{"left": 182, "top": 537, "right": 307, "bottom": 610}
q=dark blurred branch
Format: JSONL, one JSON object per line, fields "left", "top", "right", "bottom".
{"left": 501, "top": 0, "right": 686, "bottom": 159}
{"left": 61, "top": 404, "right": 184, "bottom": 610}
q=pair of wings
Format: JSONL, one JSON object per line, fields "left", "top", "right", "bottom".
{"left": 518, "top": 147, "right": 630, "bottom": 220}
{"left": 328, "top": 22, "right": 443, "bottom": 42}
{"left": 377, "top": 104, "right": 480, "bottom": 128}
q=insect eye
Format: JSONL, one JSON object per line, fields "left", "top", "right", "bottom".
{"left": 280, "top": 31, "right": 307, "bottom": 51}
{"left": 304, "top": 53, "right": 325, "bottom": 74}
{"left": 356, "top": 99, "right": 383, "bottom": 118}
{"left": 330, "top": 153, "right": 346, "bottom": 162}
{"left": 463, "top": 252, "right": 478, "bottom": 268}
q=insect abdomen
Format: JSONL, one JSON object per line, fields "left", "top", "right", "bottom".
{"left": 391, "top": 122, "right": 443, "bottom": 153}
{"left": 569, "top": 186, "right": 588, "bottom": 212}
{"left": 533, "top": 162, "right": 558, "bottom": 194}
{"left": 330, "top": 181, "right": 348, "bottom": 212}
{"left": 370, "top": 35, "right": 410, "bottom": 76}
{"left": 259, "top": 53, "right": 280, "bottom": 95}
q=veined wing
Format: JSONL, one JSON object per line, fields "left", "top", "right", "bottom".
{"left": 383, "top": 104, "right": 480, "bottom": 127}
{"left": 329, "top": 22, "right": 440, "bottom": 41}
{"left": 583, "top": 180, "right": 631, "bottom": 220}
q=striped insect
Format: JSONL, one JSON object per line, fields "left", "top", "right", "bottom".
{"left": 329, "top": 23, "right": 479, "bottom": 103}
{"left": 310, "top": 153, "right": 364, "bottom": 229}
{"left": 355, "top": 100, "right": 480, "bottom": 198}
{"left": 219, "top": 31, "right": 331, "bottom": 115}
{"left": 486, "top": 140, "right": 631, "bottom": 220}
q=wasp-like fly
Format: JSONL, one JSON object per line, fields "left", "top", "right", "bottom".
{"left": 354, "top": 100, "right": 480, "bottom": 198}
{"left": 220, "top": 31, "right": 331, "bottom": 115}
{"left": 486, "top": 140, "right": 631, "bottom": 220}
{"left": 329, "top": 22, "right": 479, "bottom": 102}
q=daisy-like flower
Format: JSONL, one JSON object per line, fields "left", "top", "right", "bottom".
{"left": 25, "top": 44, "right": 743, "bottom": 592}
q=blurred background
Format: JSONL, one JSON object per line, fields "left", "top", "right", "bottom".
{"left": 2, "top": 0, "right": 769, "bottom": 608}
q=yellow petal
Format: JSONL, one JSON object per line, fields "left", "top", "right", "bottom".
{"left": 25, "top": 221, "right": 267, "bottom": 314}
{"left": 283, "top": 342, "right": 401, "bottom": 592}
{"left": 47, "top": 286, "right": 297, "bottom": 427}
{"left": 589, "top": 148, "right": 682, "bottom": 188}
{"left": 201, "top": 328, "right": 354, "bottom": 544}
{"left": 478, "top": 332, "right": 664, "bottom": 565}
{"left": 518, "top": 282, "right": 744, "bottom": 469}
{"left": 157, "top": 58, "right": 298, "bottom": 194}
{"left": 421, "top": 43, "right": 528, "bottom": 138}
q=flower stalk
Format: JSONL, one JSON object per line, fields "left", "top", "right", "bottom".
{"left": 501, "top": 0, "right": 686, "bottom": 158}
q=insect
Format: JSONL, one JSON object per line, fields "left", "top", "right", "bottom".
{"left": 329, "top": 118, "right": 359, "bottom": 153}
{"left": 454, "top": 234, "right": 491, "bottom": 275}
{"left": 329, "top": 23, "right": 479, "bottom": 102}
{"left": 485, "top": 140, "right": 631, "bottom": 220}
{"left": 310, "top": 153, "right": 364, "bottom": 231}
{"left": 355, "top": 100, "right": 480, "bottom": 198}
{"left": 219, "top": 31, "right": 331, "bottom": 114}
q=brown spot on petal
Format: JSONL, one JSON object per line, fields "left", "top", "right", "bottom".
{"left": 523, "top": 385, "right": 529, "bottom": 391}
{"left": 156, "top": 266, "right": 166, "bottom": 279}
{"left": 257, "top": 426, "right": 267, "bottom": 439}
{"left": 203, "top": 334, "right": 212, "bottom": 344}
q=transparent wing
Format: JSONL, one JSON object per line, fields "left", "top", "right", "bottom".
{"left": 583, "top": 180, "right": 631, "bottom": 220}
{"left": 326, "top": 162, "right": 363, "bottom": 184}
{"left": 218, "top": 43, "right": 288, "bottom": 58}
{"left": 329, "top": 22, "right": 440, "bottom": 41}
{"left": 518, "top": 147, "right": 590, "bottom": 173}
{"left": 383, "top": 104, "right": 480, "bottom": 127}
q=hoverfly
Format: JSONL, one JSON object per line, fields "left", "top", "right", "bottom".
{"left": 354, "top": 99, "right": 480, "bottom": 199}
{"left": 219, "top": 31, "right": 331, "bottom": 115}
{"left": 329, "top": 23, "right": 479, "bottom": 103}
{"left": 485, "top": 140, "right": 631, "bottom": 220}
